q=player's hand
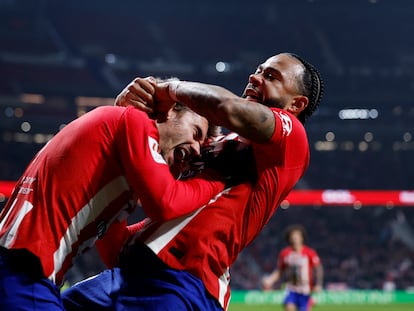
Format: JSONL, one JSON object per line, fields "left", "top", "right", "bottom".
{"left": 261, "top": 276, "right": 273, "bottom": 291}
{"left": 115, "top": 77, "right": 157, "bottom": 114}
{"left": 153, "top": 81, "right": 179, "bottom": 122}
{"left": 312, "top": 285, "right": 323, "bottom": 293}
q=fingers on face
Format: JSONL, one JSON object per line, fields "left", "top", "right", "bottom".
{"left": 128, "top": 84, "right": 154, "bottom": 104}
{"left": 133, "top": 77, "right": 156, "bottom": 96}
{"left": 123, "top": 92, "right": 152, "bottom": 113}
{"left": 125, "top": 78, "right": 157, "bottom": 110}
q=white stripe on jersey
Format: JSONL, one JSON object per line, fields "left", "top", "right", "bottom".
{"left": 145, "top": 207, "right": 204, "bottom": 254}
{"left": 144, "top": 188, "right": 230, "bottom": 254}
{"left": 0, "top": 199, "right": 34, "bottom": 248}
{"left": 49, "top": 176, "right": 129, "bottom": 283}
{"left": 0, "top": 198, "right": 18, "bottom": 232}
{"left": 218, "top": 267, "right": 230, "bottom": 310}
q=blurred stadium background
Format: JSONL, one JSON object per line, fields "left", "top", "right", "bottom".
{"left": 1, "top": 0, "right": 414, "bottom": 308}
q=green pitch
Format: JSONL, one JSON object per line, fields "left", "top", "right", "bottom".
{"left": 228, "top": 304, "right": 414, "bottom": 311}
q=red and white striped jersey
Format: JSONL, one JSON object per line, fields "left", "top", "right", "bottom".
{"left": 0, "top": 106, "right": 224, "bottom": 285}
{"left": 130, "top": 108, "right": 310, "bottom": 309}
{"left": 277, "top": 246, "right": 321, "bottom": 294}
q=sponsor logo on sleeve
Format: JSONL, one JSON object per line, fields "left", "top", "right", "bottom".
{"left": 275, "top": 111, "right": 293, "bottom": 136}
{"left": 148, "top": 136, "right": 167, "bottom": 164}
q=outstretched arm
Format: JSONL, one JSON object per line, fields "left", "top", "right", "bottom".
{"left": 313, "top": 264, "right": 324, "bottom": 292}
{"left": 156, "top": 81, "right": 276, "bottom": 143}
{"left": 115, "top": 77, "right": 275, "bottom": 143}
{"left": 262, "top": 269, "right": 281, "bottom": 291}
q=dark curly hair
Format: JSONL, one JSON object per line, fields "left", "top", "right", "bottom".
{"left": 287, "top": 53, "right": 324, "bottom": 124}
{"left": 284, "top": 224, "right": 307, "bottom": 244}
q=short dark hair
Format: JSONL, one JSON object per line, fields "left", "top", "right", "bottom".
{"left": 284, "top": 224, "right": 307, "bottom": 244}
{"left": 162, "top": 78, "right": 223, "bottom": 139}
{"left": 288, "top": 53, "right": 324, "bottom": 124}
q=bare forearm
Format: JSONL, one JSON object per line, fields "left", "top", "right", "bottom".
{"left": 269, "top": 270, "right": 281, "bottom": 284}
{"left": 315, "top": 265, "right": 324, "bottom": 287}
{"left": 172, "top": 81, "right": 275, "bottom": 143}
{"left": 262, "top": 269, "right": 281, "bottom": 289}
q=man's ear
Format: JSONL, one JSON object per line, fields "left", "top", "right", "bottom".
{"left": 287, "top": 96, "right": 309, "bottom": 115}
{"left": 156, "top": 105, "right": 175, "bottom": 123}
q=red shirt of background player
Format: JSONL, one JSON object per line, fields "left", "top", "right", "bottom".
{"left": 277, "top": 245, "right": 321, "bottom": 294}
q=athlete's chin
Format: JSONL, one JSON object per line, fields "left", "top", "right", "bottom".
{"left": 245, "top": 95, "right": 262, "bottom": 103}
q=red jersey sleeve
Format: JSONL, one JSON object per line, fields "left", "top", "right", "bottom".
{"left": 95, "top": 219, "right": 129, "bottom": 268}
{"left": 127, "top": 218, "right": 150, "bottom": 235}
{"left": 116, "top": 107, "right": 225, "bottom": 221}
{"left": 277, "top": 248, "right": 288, "bottom": 271}
{"left": 242, "top": 109, "right": 310, "bottom": 246}
{"left": 308, "top": 247, "right": 321, "bottom": 267}
{"left": 96, "top": 217, "right": 151, "bottom": 268}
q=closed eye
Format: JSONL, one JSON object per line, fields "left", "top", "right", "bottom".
{"left": 194, "top": 126, "right": 204, "bottom": 142}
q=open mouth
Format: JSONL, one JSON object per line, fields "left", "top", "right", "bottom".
{"left": 244, "top": 88, "right": 262, "bottom": 103}
{"left": 171, "top": 147, "right": 192, "bottom": 179}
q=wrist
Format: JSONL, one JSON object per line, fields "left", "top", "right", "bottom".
{"left": 168, "top": 81, "right": 180, "bottom": 102}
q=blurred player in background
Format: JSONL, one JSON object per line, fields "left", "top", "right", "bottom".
{"left": 0, "top": 98, "right": 227, "bottom": 310}
{"left": 262, "top": 224, "right": 323, "bottom": 311}
{"left": 62, "top": 52, "right": 324, "bottom": 311}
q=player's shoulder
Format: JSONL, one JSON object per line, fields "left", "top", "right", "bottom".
{"left": 280, "top": 246, "right": 293, "bottom": 256}
{"left": 303, "top": 245, "right": 319, "bottom": 256}
{"left": 270, "top": 108, "right": 305, "bottom": 130}
{"left": 304, "top": 246, "right": 322, "bottom": 265}
{"left": 269, "top": 108, "right": 308, "bottom": 144}
{"left": 103, "top": 106, "right": 153, "bottom": 131}
{"left": 82, "top": 106, "right": 152, "bottom": 139}
{"left": 93, "top": 105, "right": 146, "bottom": 117}
{"left": 83, "top": 105, "right": 127, "bottom": 122}
{"left": 93, "top": 105, "right": 124, "bottom": 113}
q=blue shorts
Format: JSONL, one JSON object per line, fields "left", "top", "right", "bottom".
{"left": 62, "top": 244, "right": 222, "bottom": 311}
{"left": 0, "top": 248, "right": 65, "bottom": 311}
{"left": 284, "top": 290, "right": 312, "bottom": 311}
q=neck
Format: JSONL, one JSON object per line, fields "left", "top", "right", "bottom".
{"left": 292, "top": 244, "right": 303, "bottom": 252}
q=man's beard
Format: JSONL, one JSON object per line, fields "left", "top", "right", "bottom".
{"left": 262, "top": 97, "right": 286, "bottom": 109}
{"left": 242, "top": 93, "right": 286, "bottom": 109}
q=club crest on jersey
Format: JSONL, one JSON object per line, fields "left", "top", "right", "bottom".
{"left": 148, "top": 136, "right": 167, "bottom": 164}
{"left": 275, "top": 111, "right": 293, "bottom": 136}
